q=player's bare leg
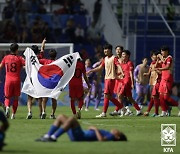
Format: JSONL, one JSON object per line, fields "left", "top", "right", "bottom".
{"left": 41, "top": 97, "right": 48, "bottom": 119}
{"left": 50, "top": 98, "right": 57, "bottom": 119}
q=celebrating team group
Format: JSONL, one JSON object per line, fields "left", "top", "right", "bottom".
{"left": 0, "top": 39, "right": 180, "bottom": 119}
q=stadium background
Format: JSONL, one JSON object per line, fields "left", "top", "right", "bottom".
{"left": 0, "top": 0, "right": 180, "bottom": 105}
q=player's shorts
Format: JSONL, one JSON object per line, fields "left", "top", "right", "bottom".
{"left": 69, "top": 84, "right": 84, "bottom": 99}
{"left": 151, "top": 82, "right": 160, "bottom": 96}
{"left": 159, "top": 78, "right": 173, "bottom": 94}
{"left": 4, "top": 80, "right": 21, "bottom": 98}
{"left": 104, "top": 79, "right": 115, "bottom": 95}
{"left": 67, "top": 126, "right": 85, "bottom": 141}
{"left": 135, "top": 83, "right": 149, "bottom": 94}
{"left": 114, "top": 79, "right": 121, "bottom": 94}
{"left": 116, "top": 81, "right": 132, "bottom": 97}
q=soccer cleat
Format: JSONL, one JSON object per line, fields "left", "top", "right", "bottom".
{"left": 96, "top": 112, "right": 106, "bottom": 118}
{"left": 11, "top": 114, "right": 15, "bottom": 119}
{"left": 50, "top": 114, "right": 56, "bottom": 119}
{"left": 143, "top": 112, "right": 149, "bottom": 116}
{"left": 85, "top": 108, "right": 89, "bottom": 111}
{"left": 94, "top": 108, "right": 100, "bottom": 111}
{"left": 158, "top": 111, "right": 168, "bottom": 117}
{"left": 109, "top": 111, "right": 119, "bottom": 116}
{"left": 26, "top": 112, "right": 32, "bottom": 119}
{"left": 178, "top": 111, "right": 180, "bottom": 117}
{"left": 151, "top": 113, "right": 159, "bottom": 117}
{"left": 125, "top": 111, "right": 133, "bottom": 116}
{"left": 76, "top": 110, "right": 81, "bottom": 119}
{"left": 41, "top": 112, "right": 46, "bottom": 119}
{"left": 136, "top": 110, "right": 143, "bottom": 116}
{"left": 35, "top": 136, "right": 56, "bottom": 142}
{"left": 5, "top": 107, "right": 10, "bottom": 118}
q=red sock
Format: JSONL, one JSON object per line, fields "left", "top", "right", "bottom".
{"left": 147, "top": 98, "right": 154, "bottom": 112}
{"left": 103, "top": 97, "right": 109, "bottom": 113}
{"left": 4, "top": 98, "right": 10, "bottom": 107}
{"left": 78, "top": 98, "right": 84, "bottom": 109}
{"left": 70, "top": 100, "right": 76, "bottom": 114}
{"left": 160, "top": 94, "right": 167, "bottom": 111}
{"left": 133, "top": 103, "right": 140, "bottom": 111}
{"left": 164, "top": 95, "right": 178, "bottom": 106}
{"left": 12, "top": 100, "right": 18, "bottom": 114}
{"left": 110, "top": 98, "right": 123, "bottom": 111}
{"left": 154, "top": 98, "right": 159, "bottom": 115}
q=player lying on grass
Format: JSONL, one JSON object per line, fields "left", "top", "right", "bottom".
{"left": 36, "top": 114, "right": 127, "bottom": 142}
{"left": 0, "top": 110, "right": 9, "bottom": 151}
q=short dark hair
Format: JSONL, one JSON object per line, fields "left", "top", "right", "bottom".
{"left": 10, "top": 43, "right": 19, "bottom": 53}
{"left": 150, "top": 49, "right": 159, "bottom": 57}
{"left": 122, "top": 50, "right": 131, "bottom": 56}
{"left": 161, "top": 45, "right": 170, "bottom": 53}
{"left": 104, "top": 44, "right": 112, "bottom": 51}
{"left": 49, "top": 49, "right": 57, "bottom": 59}
{"left": 118, "top": 132, "right": 127, "bottom": 141}
{"left": 31, "top": 45, "right": 39, "bottom": 55}
{"left": 115, "top": 45, "right": 124, "bottom": 50}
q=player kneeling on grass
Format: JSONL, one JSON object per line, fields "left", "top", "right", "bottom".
{"left": 36, "top": 114, "right": 127, "bottom": 142}
{"left": 0, "top": 110, "right": 9, "bottom": 151}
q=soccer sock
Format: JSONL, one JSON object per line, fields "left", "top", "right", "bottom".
{"left": 47, "top": 125, "right": 59, "bottom": 136}
{"left": 78, "top": 98, "right": 83, "bottom": 110}
{"left": 4, "top": 98, "right": 10, "bottom": 107}
{"left": 85, "top": 96, "right": 90, "bottom": 108}
{"left": 94, "top": 98, "right": 100, "bottom": 109}
{"left": 147, "top": 98, "right": 154, "bottom": 112}
{"left": 70, "top": 100, "right": 76, "bottom": 114}
{"left": 53, "top": 128, "right": 65, "bottom": 138}
{"left": 159, "top": 94, "right": 167, "bottom": 111}
{"left": 110, "top": 98, "right": 123, "bottom": 111}
{"left": 103, "top": 97, "right": 109, "bottom": 113}
{"left": 133, "top": 103, "right": 141, "bottom": 111}
{"left": 12, "top": 100, "right": 18, "bottom": 114}
{"left": 154, "top": 98, "right": 159, "bottom": 115}
{"left": 164, "top": 95, "right": 178, "bottom": 106}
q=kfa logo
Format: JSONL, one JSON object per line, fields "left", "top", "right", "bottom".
{"left": 161, "top": 124, "right": 176, "bottom": 153}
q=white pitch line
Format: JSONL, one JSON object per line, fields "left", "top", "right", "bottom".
{"left": 82, "top": 121, "right": 122, "bottom": 127}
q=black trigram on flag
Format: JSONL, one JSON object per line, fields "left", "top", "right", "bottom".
{"left": 30, "top": 56, "right": 37, "bottom": 65}
{"left": 63, "top": 56, "right": 74, "bottom": 67}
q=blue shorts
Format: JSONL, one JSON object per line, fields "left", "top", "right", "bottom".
{"left": 67, "top": 126, "right": 85, "bottom": 141}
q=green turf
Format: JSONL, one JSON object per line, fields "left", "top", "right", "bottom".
{"left": 1, "top": 106, "right": 180, "bottom": 154}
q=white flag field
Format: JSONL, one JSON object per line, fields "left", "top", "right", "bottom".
{"left": 22, "top": 47, "right": 80, "bottom": 100}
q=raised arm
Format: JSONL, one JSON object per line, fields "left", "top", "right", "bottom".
{"left": 40, "top": 38, "right": 46, "bottom": 52}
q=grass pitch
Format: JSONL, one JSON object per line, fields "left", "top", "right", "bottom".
{"left": 1, "top": 106, "right": 180, "bottom": 154}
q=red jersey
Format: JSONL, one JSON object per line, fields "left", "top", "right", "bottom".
{"left": 120, "top": 60, "right": 134, "bottom": 84}
{"left": 161, "top": 56, "right": 173, "bottom": 80}
{"left": 1, "top": 54, "right": 25, "bottom": 82}
{"left": 39, "top": 59, "right": 54, "bottom": 65}
{"left": 69, "top": 61, "right": 86, "bottom": 86}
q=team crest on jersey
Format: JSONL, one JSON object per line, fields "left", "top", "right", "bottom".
{"left": 38, "top": 64, "right": 64, "bottom": 89}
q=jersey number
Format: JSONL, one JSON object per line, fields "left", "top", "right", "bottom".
{"left": 5, "top": 63, "right": 17, "bottom": 72}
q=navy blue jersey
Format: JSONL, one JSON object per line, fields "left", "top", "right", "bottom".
{"left": 67, "top": 126, "right": 115, "bottom": 141}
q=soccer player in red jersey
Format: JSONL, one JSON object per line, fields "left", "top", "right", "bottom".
{"left": 144, "top": 50, "right": 162, "bottom": 117}
{"left": 39, "top": 49, "right": 57, "bottom": 119}
{"left": 0, "top": 43, "right": 25, "bottom": 119}
{"left": 69, "top": 57, "right": 91, "bottom": 119}
{"left": 26, "top": 38, "right": 46, "bottom": 119}
{"left": 87, "top": 44, "right": 124, "bottom": 118}
{"left": 157, "top": 46, "right": 180, "bottom": 116}
{"left": 111, "top": 50, "right": 142, "bottom": 116}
